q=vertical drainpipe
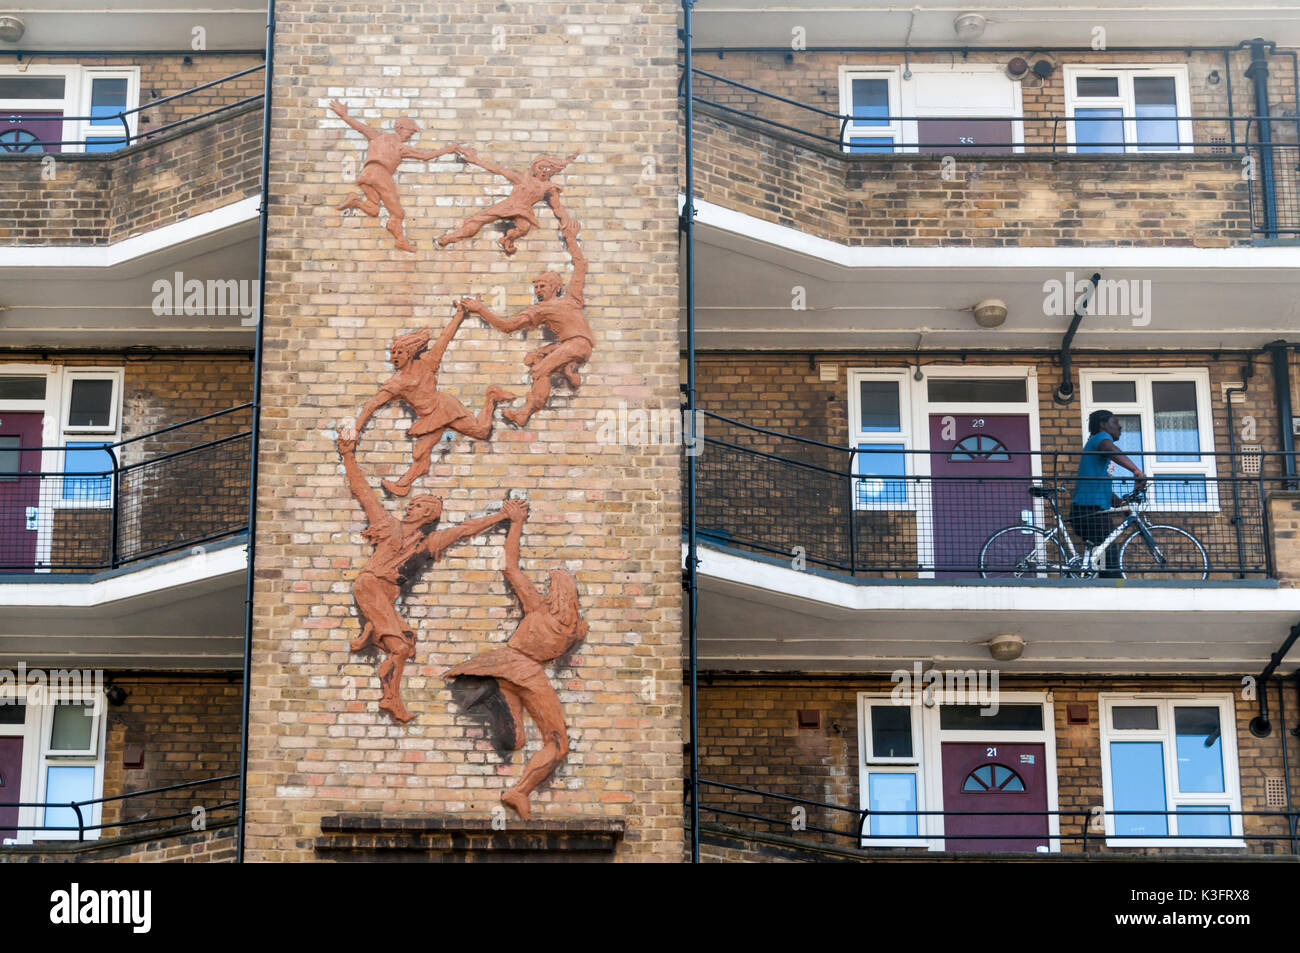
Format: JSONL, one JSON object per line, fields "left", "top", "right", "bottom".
{"left": 1245, "top": 39, "right": 1277, "bottom": 238}
{"left": 1266, "top": 341, "right": 1296, "bottom": 486}
{"left": 237, "top": 0, "right": 274, "bottom": 864}
{"left": 681, "top": 0, "right": 700, "bottom": 864}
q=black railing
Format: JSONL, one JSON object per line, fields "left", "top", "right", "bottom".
{"left": 0, "top": 404, "right": 252, "bottom": 573}
{"left": 692, "top": 778, "right": 1300, "bottom": 855}
{"left": 693, "top": 410, "right": 1285, "bottom": 580}
{"left": 684, "top": 66, "right": 1300, "bottom": 237}
{"left": 0, "top": 64, "right": 264, "bottom": 154}
{"left": 0, "top": 773, "right": 239, "bottom": 844}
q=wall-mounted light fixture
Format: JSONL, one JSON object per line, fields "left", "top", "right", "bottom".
{"left": 953, "top": 13, "right": 987, "bottom": 42}
{"left": 973, "top": 299, "right": 1008, "bottom": 328}
{"left": 0, "top": 16, "right": 25, "bottom": 43}
{"left": 987, "top": 634, "right": 1025, "bottom": 661}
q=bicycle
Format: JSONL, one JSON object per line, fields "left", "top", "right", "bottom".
{"left": 978, "top": 486, "right": 1209, "bottom": 580}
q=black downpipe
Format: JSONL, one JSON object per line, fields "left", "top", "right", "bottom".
{"left": 1266, "top": 341, "right": 1296, "bottom": 485}
{"left": 1278, "top": 678, "right": 1297, "bottom": 854}
{"left": 682, "top": 0, "right": 700, "bottom": 865}
{"left": 1250, "top": 622, "right": 1300, "bottom": 737}
{"left": 1245, "top": 39, "right": 1277, "bottom": 238}
{"left": 1053, "top": 273, "right": 1099, "bottom": 404}
{"left": 236, "top": 0, "right": 274, "bottom": 864}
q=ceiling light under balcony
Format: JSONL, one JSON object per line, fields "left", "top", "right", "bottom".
{"left": 988, "top": 634, "right": 1025, "bottom": 662}
{"left": 953, "top": 13, "right": 987, "bottom": 42}
{"left": 0, "top": 16, "right": 24, "bottom": 43}
{"left": 973, "top": 299, "right": 1008, "bottom": 328}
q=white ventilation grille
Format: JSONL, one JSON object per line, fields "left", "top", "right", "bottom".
{"left": 1266, "top": 776, "right": 1286, "bottom": 808}
{"left": 1240, "top": 446, "right": 1262, "bottom": 475}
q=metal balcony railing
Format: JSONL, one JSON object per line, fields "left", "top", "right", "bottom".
{"left": 0, "top": 404, "right": 252, "bottom": 573}
{"left": 0, "top": 64, "right": 264, "bottom": 154}
{"left": 692, "top": 411, "right": 1287, "bottom": 580}
{"left": 691, "top": 778, "right": 1300, "bottom": 855}
{"left": 683, "top": 66, "right": 1300, "bottom": 237}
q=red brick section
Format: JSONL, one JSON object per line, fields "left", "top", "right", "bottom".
{"left": 0, "top": 102, "right": 261, "bottom": 246}
{"left": 246, "top": 0, "right": 682, "bottom": 861}
{"left": 694, "top": 676, "right": 1300, "bottom": 858}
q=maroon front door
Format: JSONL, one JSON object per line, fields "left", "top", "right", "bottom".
{"left": 0, "top": 412, "right": 43, "bottom": 572}
{"left": 941, "top": 741, "right": 1049, "bottom": 852}
{"left": 0, "top": 111, "right": 64, "bottom": 153}
{"left": 929, "top": 414, "right": 1032, "bottom": 577}
{"left": 0, "top": 737, "right": 23, "bottom": 841}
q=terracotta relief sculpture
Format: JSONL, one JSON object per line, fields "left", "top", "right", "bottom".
{"left": 330, "top": 100, "right": 460, "bottom": 253}
{"left": 436, "top": 148, "right": 578, "bottom": 254}
{"left": 460, "top": 221, "right": 592, "bottom": 427}
{"left": 443, "top": 499, "right": 587, "bottom": 818}
{"left": 352, "top": 304, "right": 515, "bottom": 497}
{"left": 337, "top": 432, "right": 512, "bottom": 723}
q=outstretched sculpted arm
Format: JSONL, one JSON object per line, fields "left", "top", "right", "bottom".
{"left": 454, "top": 145, "right": 522, "bottom": 184}
{"left": 403, "top": 142, "right": 461, "bottom": 162}
{"left": 423, "top": 506, "right": 510, "bottom": 560}
{"left": 460, "top": 297, "right": 535, "bottom": 335}
{"left": 559, "top": 218, "right": 586, "bottom": 305}
{"left": 423, "top": 304, "right": 467, "bottom": 369}
{"left": 353, "top": 387, "right": 395, "bottom": 437}
{"left": 337, "top": 434, "right": 387, "bottom": 528}
{"left": 501, "top": 501, "right": 546, "bottom": 614}
{"left": 330, "top": 100, "right": 379, "bottom": 141}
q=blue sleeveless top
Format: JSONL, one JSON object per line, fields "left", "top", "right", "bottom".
{"left": 1073, "top": 431, "right": 1114, "bottom": 508}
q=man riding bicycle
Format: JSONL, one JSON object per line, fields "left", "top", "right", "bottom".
{"left": 1073, "top": 409, "right": 1149, "bottom": 577}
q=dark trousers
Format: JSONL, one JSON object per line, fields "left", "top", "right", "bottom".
{"left": 1071, "top": 504, "right": 1120, "bottom": 577}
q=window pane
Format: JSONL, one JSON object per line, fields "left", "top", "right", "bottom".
{"left": 67, "top": 378, "right": 113, "bottom": 428}
{"left": 0, "top": 704, "right": 25, "bottom": 725}
{"left": 868, "top": 772, "right": 918, "bottom": 838}
{"left": 859, "top": 380, "right": 901, "bottom": 431}
{"left": 1075, "top": 107, "right": 1124, "bottom": 154}
{"left": 43, "top": 766, "right": 95, "bottom": 829}
{"left": 1152, "top": 380, "right": 1200, "bottom": 462}
{"left": 89, "top": 78, "right": 128, "bottom": 126}
{"left": 847, "top": 137, "right": 894, "bottom": 154}
{"left": 851, "top": 78, "right": 890, "bottom": 125}
{"left": 1110, "top": 414, "right": 1145, "bottom": 496}
{"left": 0, "top": 77, "right": 66, "bottom": 99}
{"left": 1134, "top": 77, "right": 1178, "bottom": 151}
{"left": 49, "top": 702, "right": 94, "bottom": 751}
{"left": 0, "top": 375, "right": 45, "bottom": 400}
{"left": 856, "top": 443, "right": 906, "bottom": 504}
{"left": 1112, "top": 705, "right": 1159, "bottom": 730}
{"left": 1110, "top": 741, "right": 1168, "bottom": 835}
{"left": 1177, "top": 805, "right": 1231, "bottom": 838}
{"left": 1091, "top": 380, "right": 1137, "bottom": 404}
{"left": 0, "top": 435, "right": 17, "bottom": 481}
{"left": 870, "top": 704, "right": 913, "bottom": 759}
{"left": 1150, "top": 475, "right": 1207, "bottom": 505}
{"left": 1076, "top": 76, "right": 1120, "bottom": 97}
{"left": 62, "top": 442, "right": 112, "bottom": 502}
{"left": 1174, "top": 706, "right": 1224, "bottom": 793}
{"left": 926, "top": 378, "right": 1026, "bottom": 403}
{"left": 84, "top": 137, "right": 127, "bottom": 154}
{"left": 939, "top": 704, "right": 1043, "bottom": 731}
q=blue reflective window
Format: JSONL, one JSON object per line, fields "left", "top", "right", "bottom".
{"left": 89, "top": 78, "right": 128, "bottom": 126}
{"left": 62, "top": 442, "right": 112, "bottom": 501}
{"left": 847, "top": 137, "right": 894, "bottom": 154}
{"left": 1134, "top": 77, "right": 1179, "bottom": 151}
{"left": 856, "top": 443, "right": 906, "bottom": 504}
{"left": 868, "top": 772, "right": 917, "bottom": 838}
{"left": 1177, "top": 805, "right": 1231, "bottom": 837}
{"left": 85, "top": 138, "right": 127, "bottom": 154}
{"left": 1174, "top": 706, "right": 1225, "bottom": 793}
{"left": 43, "top": 765, "right": 96, "bottom": 830}
{"left": 1149, "top": 475, "right": 1208, "bottom": 505}
{"left": 851, "top": 78, "right": 890, "bottom": 125}
{"left": 1075, "top": 107, "right": 1124, "bottom": 153}
{"left": 1110, "top": 741, "right": 1168, "bottom": 835}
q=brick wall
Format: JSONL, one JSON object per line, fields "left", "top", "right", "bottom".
{"left": 246, "top": 0, "right": 682, "bottom": 861}
{"left": 0, "top": 821, "right": 237, "bottom": 863}
{"left": 695, "top": 675, "right": 1300, "bottom": 857}
{"left": 0, "top": 102, "right": 262, "bottom": 246}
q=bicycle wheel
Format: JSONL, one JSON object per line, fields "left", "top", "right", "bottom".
{"left": 979, "top": 526, "right": 1071, "bottom": 579}
{"left": 1118, "top": 525, "right": 1208, "bottom": 580}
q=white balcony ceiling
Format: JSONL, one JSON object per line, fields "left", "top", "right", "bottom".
{"left": 695, "top": 544, "right": 1300, "bottom": 674}
{"left": 1, "top": 2, "right": 265, "bottom": 51}
{"left": 684, "top": 199, "right": 1300, "bottom": 350}
{"left": 688, "top": 1, "right": 1300, "bottom": 49}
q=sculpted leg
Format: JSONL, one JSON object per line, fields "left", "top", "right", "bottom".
{"left": 499, "top": 216, "right": 533, "bottom": 255}
{"left": 436, "top": 207, "right": 499, "bottom": 248}
{"left": 451, "top": 386, "right": 516, "bottom": 441}
{"left": 501, "top": 683, "right": 568, "bottom": 819}
{"left": 339, "top": 183, "right": 382, "bottom": 217}
{"left": 376, "top": 632, "right": 417, "bottom": 724}
{"left": 503, "top": 340, "right": 589, "bottom": 428}
{"left": 383, "top": 432, "right": 442, "bottom": 497}
{"left": 375, "top": 183, "right": 413, "bottom": 252}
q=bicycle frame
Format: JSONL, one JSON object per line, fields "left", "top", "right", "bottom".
{"left": 1037, "top": 491, "right": 1148, "bottom": 574}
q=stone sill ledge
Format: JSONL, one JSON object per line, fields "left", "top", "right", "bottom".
{"left": 316, "top": 815, "right": 626, "bottom": 857}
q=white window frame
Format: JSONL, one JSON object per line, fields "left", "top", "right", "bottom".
{"left": 1098, "top": 693, "right": 1244, "bottom": 848}
{"left": 0, "top": 65, "right": 140, "bottom": 154}
{"left": 1079, "top": 368, "right": 1219, "bottom": 513}
{"left": 1063, "top": 65, "right": 1193, "bottom": 155}
{"left": 55, "top": 368, "right": 122, "bottom": 511}
{"left": 838, "top": 66, "right": 902, "bottom": 153}
{"left": 857, "top": 693, "right": 927, "bottom": 847}
{"left": 848, "top": 369, "right": 914, "bottom": 513}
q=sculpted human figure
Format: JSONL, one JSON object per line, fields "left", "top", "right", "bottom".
{"left": 330, "top": 99, "right": 459, "bottom": 253}
{"left": 444, "top": 499, "right": 587, "bottom": 819}
{"left": 436, "top": 147, "right": 578, "bottom": 255}
{"left": 354, "top": 304, "right": 515, "bottom": 498}
{"left": 336, "top": 432, "right": 511, "bottom": 723}
{"left": 459, "top": 221, "right": 591, "bottom": 427}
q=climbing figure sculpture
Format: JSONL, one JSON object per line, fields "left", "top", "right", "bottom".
{"left": 459, "top": 221, "right": 591, "bottom": 427}
{"left": 444, "top": 499, "right": 587, "bottom": 819}
{"left": 330, "top": 99, "right": 459, "bottom": 253}
{"left": 336, "top": 432, "right": 512, "bottom": 723}
{"left": 437, "top": 147, "right": 578, "bottom": 255}
{"left": 353, "top": 304, "right": 515, "bottom": 498}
